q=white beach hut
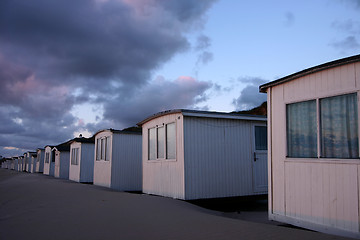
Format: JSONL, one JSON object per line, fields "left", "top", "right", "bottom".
{"left": 18, "top": 156, "right": 24, "bottom": 172}
{"left": 69, "top": 137, "right": 95, "bottom": 183}
{"left": 93, "top": 128, "right": 142, "bottom": 191}
{"left": 43, "top": 145, "right": 55, "bottom": 176}
{"left": 12, "top": 157, "right": 19, "bottom": 171}
{"left": 137, "top": 109, "right": 268, "bottom": 200}
{"left": 259, "top": 54, "right": 360, "bottom": 238}
{"left": 30, "top": 153, "right": 37, "bottom": 173}
{"left": 53, "top": 141, "right": 71, "bottom": 179}
{"left": 35, "top": 148, "right": 45, "bottom": 173}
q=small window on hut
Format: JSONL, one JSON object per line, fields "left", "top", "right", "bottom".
{"left": 157, "top": 126, "right": 165, "bottom": 158}
{"left": 166, "top": 123, "right": 176, "bottom": 159}
{"left": 96, "top": 139, "right": 101, "bottom": 160}
{"left": 255, "top": 126, "right": 267, "bottom": 150}
{"left": 320, "top": 93, "right": 358, "bottom": 159}
{"left": 71, "top": 148, "right": 79, "bottom": 165}
{"left": 105, "top": 136, "right": 111, "bottom": 161}
{"left": 148, "top": 128, "right": 156, "bottom": 160}
{"left": 51, "top": 152, "right": 56, "bottom": 162}
{"left": 286, "top": 100, "right": 317, "bottom": 158}
{"left": 45, "top": 152, "right": 50, "bottom": 163}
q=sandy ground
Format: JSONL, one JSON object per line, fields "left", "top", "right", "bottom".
{"left": 0, "top": 169, "right": 352, "bottom": 240}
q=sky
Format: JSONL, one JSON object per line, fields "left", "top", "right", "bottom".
{"left": 0, "top": 0, "right": 359, "bottom": 157}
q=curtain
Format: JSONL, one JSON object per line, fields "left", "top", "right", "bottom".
{"left": 287, "top": 100, "right": 317, "bottom": 157}
{"left": 320, "top": 93, "right": 358, "bottom": 158}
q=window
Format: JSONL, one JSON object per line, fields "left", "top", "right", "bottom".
{"left": 45, "top": 152, "right": 50, "bottom": 163}
{"left": 71, "top": 148, "right": 79, "bottom": 165}
{"left": 96, "top": 139, "right": 101, "bottom": 160}
{"left": 286, "top": 93, "right": 359, "bottom": 159}
{"left": 148, "top": 128, "right": 156, "bottom": 160}
{"left": 148, "top": 122, "right": 176, "bottom": 160}
{"left": 157, "top": 126, "right": 165, "bottom": 158}
{"left": 166, "top": 123, "right": 176, "bottom": 159}
{"left": 286, "top": 100, "right": 317, "bottom": 158}
{"left": 51, "top": 152, "right": 55, "bottom": 162}
{"left": 255, "top": 126, "right": 267, "bottom": 150}
{"left": 320, "top": 93, "right": 358, "bottom": 158}
{"left": 96, "top": 136, "right": 111, "bottom": 161}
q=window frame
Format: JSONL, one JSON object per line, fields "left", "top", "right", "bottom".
{"left": 286, "top": 91, "right": 359, "bottom": 160}
{"left": 71, "top": 147, "right": 79, "bottom": 165}
{"left": 147, "top": 122, "right": 177, "bottom": 161}
{"left": 96, "top": 136, "right": 111, "bottom": 161}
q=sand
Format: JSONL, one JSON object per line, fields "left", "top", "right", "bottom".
{"left": 0, "top": 169, "right": 351, "bottom": 240}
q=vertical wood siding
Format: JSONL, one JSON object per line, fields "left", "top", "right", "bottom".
{"left": 54, "top": 150, "right": 70, "bottom": 179}
{"left": 93, "top": 132, "right": 112, "bottom": 188}
{"left": 111, "top": 133, "right": 142, "bottom": 191}
{"left": 142, "top": 113, "right": 185, "bottom": 199}
{"left": 43, "top": 147, "right": 52, "bottom": 175}
{"left": 69, "top": 142, "right": 81, "bottom": 182}
{"left": 183, "top": 117, "right": 267, "bottom": 199}
{"left": 269, "top": 61, "right": 360, "bottom": 235}
{"left": 79, "top": 143, "right": 95, "bottom": 183}
{"left": 36, "top": 149, "right": 45, "bottom": 173}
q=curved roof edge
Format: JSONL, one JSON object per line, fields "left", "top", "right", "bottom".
{"left": 93, "top": 128, "right": 142, "bottom": 137}
{"left": 137, "top": 109, "right": 267, "bottom": 126}
{"left": 259, "top": 54, "right": 360, "bottom": 93}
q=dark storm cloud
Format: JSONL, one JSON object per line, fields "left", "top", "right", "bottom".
{"left": 0, "top": 0, "right": 217, "bottom": 157}
{"left": 103, "top": 76, "right": 212, "bottom": 127}
{"left": 232, "top": 77, "right": 267, "bottom": 111}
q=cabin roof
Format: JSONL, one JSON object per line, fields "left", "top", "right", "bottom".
{"left": 69, "top": 136, "right": 95, "bottom": 144}
{"left": 137, "top": 109, "right": 267, "bottom": 126}
{"left": 94, "top": 128, "right": 142, "bottom": 137}
{"left": 259, "top": 54, "right": 360, "bottom": 93}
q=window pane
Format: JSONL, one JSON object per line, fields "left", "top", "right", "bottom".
{"left": 287, "top": 100, "right": 317, "bottom": 158}
{"left": 157, "top": 127, "right": 165, "bottom": 158}
{"left": 148, "top": 128, "right": 156, "bottom": 160}
{"left": 101, "top": 138, "right": 105, "bottom": 160}
{"left": 96, "top": 139, "right": 101, "bottom": 160}
{"left": 105, "top": 137, "right": 111, "bottom": 161}
{"left": 255, "top": 126, "right": 267, "bottom": 150}
{"left": 71, "top": 149, "right": 75, "bottom": 165}
{"left": 320, "top": 93, "right": 358, "bottom": 158}
{"left": 166, "top": 123, "right": 176, "bottom": 159}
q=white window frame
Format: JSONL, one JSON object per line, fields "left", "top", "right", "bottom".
{"left": 286, "top": 91, "right": 359, "bottom": 160}
{"left": 148, "top": 122, "right": 176, "bottom": 161}
{"left": 71, "top": 148, "right": 79, "bottom": 165}
{"left": 96, "top": 136, "right": 111, "bottom": 161}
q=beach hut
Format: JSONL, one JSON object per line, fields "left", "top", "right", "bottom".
{"left": 43, "top": 145, "right": 55, "bottom": 176}
{"left": 69, "top": 136, "right": 95, "bottom": 183}
{"left": 259, "top": 54, "right": 360, "bottom": 238}
{"left": 137, "top": 109, "right": 268, "bottom": 200}
{"left": 12, "top": 157, "right": 19, "bottom": 171}
{"left": 93, "top": 128, "right": 142, "bottom": 191}
{"left": 18, "top": 156, "right": 25, "bottom": 172}
{"left": 35, "top": 148, "right": 45, "bottom": 173}
{"left": 53, "top": 141, "right": 71, "bottom": 179}
{"left": 30, "top": 153, "right": 37, "bottom": 173}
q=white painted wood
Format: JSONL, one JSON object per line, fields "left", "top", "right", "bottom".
{"left": 141, "top": 111, "right": 267, "bottom": 200}
{"left": 93, "top": 130, "right": 142, "bottom": 191}
{"left": 35, "top": 149, "right": 45, "bottom": 173}
{"left": 265, "top": 59, "right": 360, "bottom": 237}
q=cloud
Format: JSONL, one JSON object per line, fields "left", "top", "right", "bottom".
{"left": 331, "top": 36, "right": 360, "bottom": 51}
{"left": 284, "top": 12, "right": 295, "bottom": 27}
{"left": 103, "top": 76, "right": 212, "bottom": 126}
{"left": 232, "top": 77, "right": 267, "bottom": 111}
{"left": 0, "top": 0, "right": 217, "bottom": 157}
{"left": 331, "top": 19, "right": 360, "bottom": 52}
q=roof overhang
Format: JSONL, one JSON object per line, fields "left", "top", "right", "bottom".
{"left": 259, "top": 54, "right": 360, "bottom": 93}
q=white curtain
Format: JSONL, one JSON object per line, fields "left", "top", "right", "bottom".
{"left": 320, "top": 93, "right": 358, "bottom": 158}
{"left": 287, "top": 100, "right": 317, "bottom": 158}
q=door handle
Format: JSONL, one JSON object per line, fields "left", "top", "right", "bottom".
{"left": 253, "top": 152, "right": 258, "bottom": 162}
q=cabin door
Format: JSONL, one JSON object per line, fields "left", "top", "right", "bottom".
{"left": 252, "top": 124, "right": 268, "bottom": 193}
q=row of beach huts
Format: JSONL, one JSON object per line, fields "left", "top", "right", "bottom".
{"left": 1, "top": 54, "right": 360, "bottom": 238}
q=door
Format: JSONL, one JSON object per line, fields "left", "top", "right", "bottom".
{"left": 252, "top": 124, "right": 268, "bottom": 193}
